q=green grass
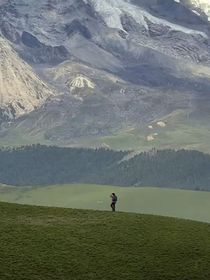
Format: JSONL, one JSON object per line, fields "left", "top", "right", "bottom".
{"left": 2, "top": 109, "right": 210, "bottom": 154}
{"left": 75, "top": 115, "right": 210, "bottom": 153}
{"left": 1, "top": 184, "right": 210, "bottom": 223}
{"left": 0, "top": 201, "right": 210, "bottom": 280}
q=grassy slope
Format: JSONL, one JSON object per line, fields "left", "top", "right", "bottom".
{"left": 1, "top": 110, "right": 210, "bottom": 153}
{"left": 1, "top": 184, "right": 210, "bottom": 223}
{"left": 0, "top": 202, "right": 210, "bottom": 280}
{"left": 92, "top": 111, "right": 210, "bottom": 153}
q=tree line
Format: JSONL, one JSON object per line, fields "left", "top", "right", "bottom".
{"left": 0, "top": 145, "right": 210, "bottom": 190}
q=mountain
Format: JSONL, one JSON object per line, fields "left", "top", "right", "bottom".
{"left": 186, "top": 0, "right": 210, "bottom": 19}
{"left": 0, "top": 0, "right": 210, "bottom": 151}
{"left": 0, "top": 36, "right": 54, "bottom": 122}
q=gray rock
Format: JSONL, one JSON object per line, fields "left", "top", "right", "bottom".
{"left": 0, "top": 0, "right": 210, "bottom": 151}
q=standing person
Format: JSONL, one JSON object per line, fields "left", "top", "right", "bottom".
{"left": 110, "top": 193, "right": 118, "bottom": 212}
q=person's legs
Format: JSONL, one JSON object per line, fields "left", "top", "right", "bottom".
{"left": 111, "top": 202, "right": 116, "bottom": 212}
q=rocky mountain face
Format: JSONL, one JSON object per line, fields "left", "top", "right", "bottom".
{"left": 0, "top": 0, "right": 210, "bottom": 151}
{"left": 0, "top": 36, "right": 54, "bottom": 121}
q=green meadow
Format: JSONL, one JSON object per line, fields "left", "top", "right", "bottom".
{"left": 0, "top": 202, "right": 210, "bottom": 280}
{"left": 1, "top": 184, "right": 210, "bottom": 223}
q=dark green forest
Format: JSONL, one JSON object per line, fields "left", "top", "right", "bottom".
{"left": 0, "top": 145, "right": 210, "bottom": 190}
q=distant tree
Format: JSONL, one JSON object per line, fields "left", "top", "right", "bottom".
{"left": 0, "top": 145, "right": 210, "bottom": 190}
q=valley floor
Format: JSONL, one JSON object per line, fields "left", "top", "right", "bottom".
{"left": 0, "top": 184, "right": 210, "bottom": 223}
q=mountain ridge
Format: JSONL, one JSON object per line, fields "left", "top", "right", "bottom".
{"left": 0, "top": 0, "right": 210, "bottom": 151}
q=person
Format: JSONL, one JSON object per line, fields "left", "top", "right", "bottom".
{"left": 110, "top": 193, "right": 117, "bottom": 212}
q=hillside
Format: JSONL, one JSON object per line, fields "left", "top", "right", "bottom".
{"left": 0, "top": 202, "right": 210, "bottom": 280}
{"left": 0, "top": 145, "right": 210, "bottom": 190}
{"left": 1, "top": 184, "right": 210, "bottom": 223}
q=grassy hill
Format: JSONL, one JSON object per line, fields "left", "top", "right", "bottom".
{"left": 1, "top": 184, "right": 210, "bottom": 223}
{"left": 0, "top": 202, "right": 210, "bottom": 280}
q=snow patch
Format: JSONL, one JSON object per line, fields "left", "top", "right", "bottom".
{"left": 101, "top": 142, "right": 111, "bottom": 149}
{"left": 147, "top": 132, "right": 158, "bottom": 142}
{"left": 86, "top": 0, "right": 207, "bottom": 37}
{"left": 147, "top": 135, "right": 155, "bottom": 141}
{"left": 192, "top": 9, "right": 201, "bottom": 16}
{"left": 157, "top": 121, "right": 166, "bottom": 128}
{"left": 190, "top": 0, "right": 210, "bottom": 21}
{"left": 68, "top": 75, "right": 95, "bottom": 90}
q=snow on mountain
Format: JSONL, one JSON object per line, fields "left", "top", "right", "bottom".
{"left": 86, "top": 0, "right": 207, "bottom": 37}
{"left": 68, "top": 75, "right": 95, "bottom": 90}
{"left": 1, "top": 0, "right": 210, "bottom": 151}
{"left": 192, "top": 0, "right": 210, "bottom": 19}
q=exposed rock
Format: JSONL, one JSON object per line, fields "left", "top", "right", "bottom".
{"left": 21, "top": 31, "right": 42, "bottom": 48}
{"left": 19, "top": 31, "right": 70, "bottom": 64}
{"left": 120, "top": 14, "right": 146, "bottom": 34}
{"left": 146, "top": 18, "right": 171, "bottom": 37}
{"left": 0, "top": 0, "right": 210, "bottom": 151}
{"left": 0, "top": 21, "right": 20, "bottom": 43}
{"left": 65, "top": 20, "right": 92, "bottom": 39}
{"left": 0, "top": 36, "right": 54, "bottom": 121}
